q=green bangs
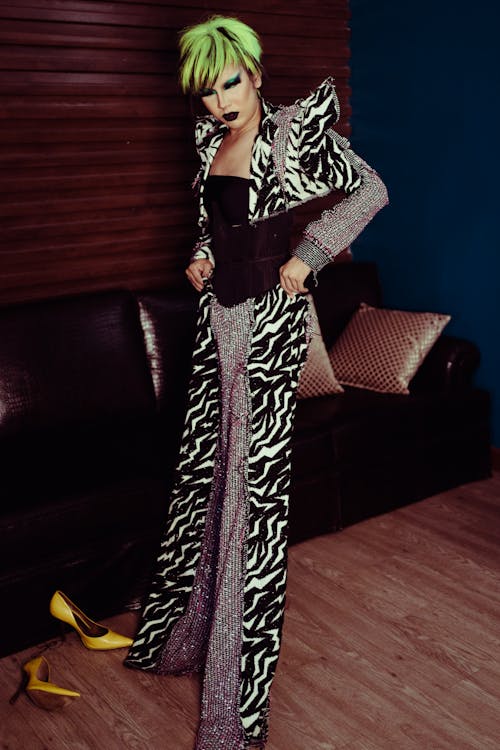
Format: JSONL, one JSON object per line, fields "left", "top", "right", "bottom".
{"left": 178, "top": 15, "right": 263, "bottom": 95}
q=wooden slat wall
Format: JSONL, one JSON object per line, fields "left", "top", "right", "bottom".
{"left": 0, "top": 0, "right": 352, "bottom": 305}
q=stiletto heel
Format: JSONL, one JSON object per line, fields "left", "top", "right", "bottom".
{"left": 49, "top": 590, "right": 133, "bottom": 650}
{"left": 9, "top": 670, "right": 28, "bottom": 705}
{"left": 56, "top": 620, "right": 67, "bottom": 642}
{"left": 10, "top": 656, "right": 80, "bottom": 711}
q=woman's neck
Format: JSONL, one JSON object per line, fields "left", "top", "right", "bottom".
{"left": 225, "top": 102, "right": 261, "bottom": 141}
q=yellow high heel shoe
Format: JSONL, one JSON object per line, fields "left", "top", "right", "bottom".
{"left": 49, "top": 590, "right": 133, "bottom": 650}
{"left": 12, "top": 656, "right": 80, "bottom": 711}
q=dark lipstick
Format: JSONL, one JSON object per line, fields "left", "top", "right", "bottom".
{"left": 223, "top": 112, "right": 239, "bottom": 122}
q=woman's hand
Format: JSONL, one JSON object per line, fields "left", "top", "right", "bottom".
{"left": 186, "top": 259, "right": 214, "bottom": 292}
{"left": 279, "top": 257, "right": 312, "bottom": 298}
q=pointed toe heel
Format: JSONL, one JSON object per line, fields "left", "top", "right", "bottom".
{"left": 49, "top": 590, "right": 133, "bottom": 650}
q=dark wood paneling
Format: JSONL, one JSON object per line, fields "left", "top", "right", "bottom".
{"left": 0, "top": 1, "right": 352, "bottom": 305}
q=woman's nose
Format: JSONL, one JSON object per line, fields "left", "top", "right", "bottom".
{"left": 216, "top": 90, "right": 228, "bottom": 109}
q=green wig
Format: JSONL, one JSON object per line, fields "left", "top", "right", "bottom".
{"left": 178, "top": 15, "right": 263, "bottom": 94}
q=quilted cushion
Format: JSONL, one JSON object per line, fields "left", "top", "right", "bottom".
{"left": 328, "top": 303, "right": 451, "bottom": 394}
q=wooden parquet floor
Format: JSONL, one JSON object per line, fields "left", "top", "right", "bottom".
{"left": 1, "top": 473, "right": 499, "bottom": 750}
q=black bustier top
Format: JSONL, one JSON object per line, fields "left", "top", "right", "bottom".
{"left": 204, "top": 175, "right": 292, "bottom": 307}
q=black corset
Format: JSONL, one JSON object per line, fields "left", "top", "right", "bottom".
{"left": 205, "top": 175, "right": 292, "bottom": 307}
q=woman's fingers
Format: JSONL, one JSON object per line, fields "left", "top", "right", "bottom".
{"left": 280, "top": 270, "right": 308, "bottom": 297}
{"left": 186, "top": 267, "right": 202, "bottom": 291}
{"left": 185, "top": 260, "right": 214, "bottom": 292}
{"left": 281, "top": 273, "right": 297, "bottom": 297}
{"left": 292, "top": 276, "right": 309, "bottom": 293}
{"left": 279, "top": 257, "right": 311, "bottom": 297}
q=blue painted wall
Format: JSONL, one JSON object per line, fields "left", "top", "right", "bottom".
{"left": 349, "top": 0, "right": 500, "bottom": 447}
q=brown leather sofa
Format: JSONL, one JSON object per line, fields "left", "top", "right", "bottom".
{"left": 0, "top": 262, "right": 491, "bottom": 656}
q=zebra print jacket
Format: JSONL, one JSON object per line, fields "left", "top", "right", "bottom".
{"left": 190, "top": 77, "right": 389, "bottom": 275}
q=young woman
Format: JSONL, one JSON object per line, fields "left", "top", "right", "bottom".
{"left": 125, "top": 16, "right": 388, "bottom": 749}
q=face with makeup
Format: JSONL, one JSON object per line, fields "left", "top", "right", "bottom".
{"left": 199, "top": 65, "right": 262, "bottom": 132}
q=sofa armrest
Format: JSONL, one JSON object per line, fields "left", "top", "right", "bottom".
{"left": 410, "top": 334, "right": 481, "bottom": 394}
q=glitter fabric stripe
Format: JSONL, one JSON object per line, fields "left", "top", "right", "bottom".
{"left": 194, "top": 295, "right": 254, "bottom": 749}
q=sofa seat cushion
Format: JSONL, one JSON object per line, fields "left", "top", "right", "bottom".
{"left": 0, "top": 476, "right": 169, "bottom": 576}
{"left": 290, "top": 425, "right": 335, "bottom": 481}
{"left": 294, "top": 386, "right": 491, "bottom": 465}
{"left": 0, "top": 414, "right": 173, "bottom": 514}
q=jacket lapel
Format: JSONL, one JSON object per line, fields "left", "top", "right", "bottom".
{"left": 248, "top": 99, "right": 279, "bottom": 219}
{"left": 250, "top": 99, "right": 290, "bottom": 221}
{"left": 195, "top": 123, "right": 226, "bottom": 225}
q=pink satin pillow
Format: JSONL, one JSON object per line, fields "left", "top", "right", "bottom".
{"left": 328, "top": 302, "right": 451, "bottom": 394}
{"left": 297, "top": 295, "right": 344, "bottom": 399}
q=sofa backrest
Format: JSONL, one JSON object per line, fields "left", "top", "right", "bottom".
{"left": 0, "top": 290, "right": 155, "bottom": 439}
{"left": 313, "top": 261, "right": 382, "bottom": 348}
{"left": 136, "top": 288, "right": 198, "bottom": 416}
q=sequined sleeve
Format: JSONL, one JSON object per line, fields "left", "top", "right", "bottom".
{"left": 291, "top": 79, "right": 389, "bottom": 272}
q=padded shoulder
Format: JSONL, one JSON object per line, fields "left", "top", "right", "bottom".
{"left": 294, "top": 77, "right": 341, "bottom": 130}
{"left": 287, "top": 77, "right": 343, "bottom": 176}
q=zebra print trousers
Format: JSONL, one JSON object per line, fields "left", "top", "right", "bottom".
{"left": 124, "top": 280, "right": 311, "bottom": 749}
